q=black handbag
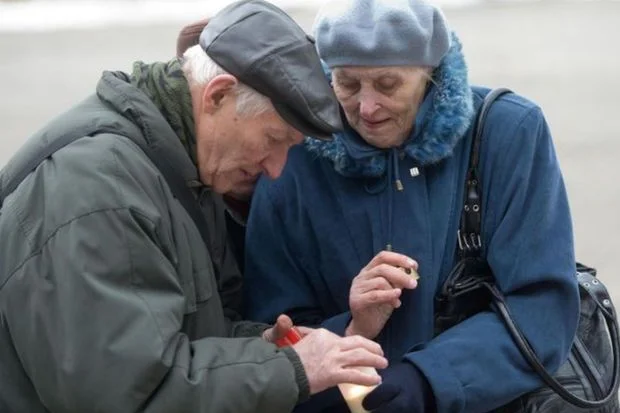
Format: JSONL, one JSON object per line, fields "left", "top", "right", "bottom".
{"left": 434, "top": 88, "right": 620, "bottom": 412}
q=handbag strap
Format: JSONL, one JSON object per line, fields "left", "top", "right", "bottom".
{"left": 457, "top": 88, "right": 512, "bottom": 257}
{"left": 461, "top": 88, "right": 620, "bottom": 408}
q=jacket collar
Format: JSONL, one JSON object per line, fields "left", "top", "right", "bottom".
{"left": 96, "top": 68, "right": 200, "bottom": 184}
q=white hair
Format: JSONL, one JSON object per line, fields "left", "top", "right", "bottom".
{"left": 181, "top": 44, "right": 272, "bottom": 118}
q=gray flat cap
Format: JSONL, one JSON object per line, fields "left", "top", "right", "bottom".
{"left": 200, "top": 0, "right": 342, "bottom": 139}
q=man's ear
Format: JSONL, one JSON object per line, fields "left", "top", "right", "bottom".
{"left": 201, "top": 74, "right": 238, "bottom": 114}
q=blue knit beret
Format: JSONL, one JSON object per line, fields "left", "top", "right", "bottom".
{"left": 313, "top": 0, "right": 451, "bottom": 68}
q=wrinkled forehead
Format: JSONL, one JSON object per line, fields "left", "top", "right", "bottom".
{"left": 255, "top": 110, "right": 303, "bottom": 139}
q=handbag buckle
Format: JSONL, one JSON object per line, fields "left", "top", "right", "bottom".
{"left": 457, "top": 229, "right": 481, "bottom": 252}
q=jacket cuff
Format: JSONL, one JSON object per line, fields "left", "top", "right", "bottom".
{"left": 321, "top": 311, "right": 352, "bottom": 336}
{"left": 281, "top": 346, "right": 310, "bottom": 403}
{"left": 405, "top": 347, "right": 465, "bottom": 413}
{"left": 230, "top": 321, "right": 271, "bottom": 338}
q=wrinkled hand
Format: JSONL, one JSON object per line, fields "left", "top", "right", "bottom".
{"left": 292, "top": 329, "right": 388, "bottom": 395}
{"left": 346, "top": 251, "right": 418, "bottom": 339}
{"left": 262, "top": 314, "right": 314, "bottom": 343}
{"left": 363, "top": 361, "right": 436, "bottom": 413}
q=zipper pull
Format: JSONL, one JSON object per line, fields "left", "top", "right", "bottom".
{"left": 395, "top": 179, "right": 404, "bottom": 191}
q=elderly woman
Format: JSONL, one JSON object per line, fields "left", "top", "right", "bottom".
{"left": 244, "top": 0, "right": 580, "bottom": 412}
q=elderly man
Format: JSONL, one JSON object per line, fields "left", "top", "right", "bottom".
{"left": 0, "top": 1, "right": 388, "bottom": 412}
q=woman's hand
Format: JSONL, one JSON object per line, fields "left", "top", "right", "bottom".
{"left": 346, "top": 251, "right": 418, "bottom": 339}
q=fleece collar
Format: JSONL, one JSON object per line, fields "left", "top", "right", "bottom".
{"left": 305, "top": 33, "right": 474, "bottom": 178}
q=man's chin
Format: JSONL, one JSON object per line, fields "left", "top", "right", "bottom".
{"left": 225, "top": 191, "right": 252, "bottom": 202}
{"left": 225, "top": 185, "right": 255, "bottom": 201}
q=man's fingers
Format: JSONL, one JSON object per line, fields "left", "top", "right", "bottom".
{"left": 337, "top": 348, "right": 390, "bottom": 371}
{"left": 295, "top": 329, "right": 389, "bottom": 395}
{"left": 334, "top": 367, "right": 384, "bottom": 387}
{"left": 338, "top": 335, "right": 384, "bottom": 355}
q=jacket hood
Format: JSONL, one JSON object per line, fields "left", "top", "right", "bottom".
{"left": 304, "top": 33, "right": 474, "bottom": 178}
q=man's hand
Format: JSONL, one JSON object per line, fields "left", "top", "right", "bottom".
{"left": 262, "top": 314, "right": 313, "bottom": 343}
{"left": 346, "top": 251, "right": 418, "bottom": 339}
{"left": 292, "top": 329, "right": 388, "bottom": 395}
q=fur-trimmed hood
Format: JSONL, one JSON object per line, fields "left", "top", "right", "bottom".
{"left": 305, "top": 33, "right": 474, "bottom": 178}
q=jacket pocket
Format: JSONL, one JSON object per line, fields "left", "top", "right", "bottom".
{"left": 175, "top": 219, "right": 215, "bottom": 315}
{"left": 182, "top": 253, "right": 216, "bottom": 314}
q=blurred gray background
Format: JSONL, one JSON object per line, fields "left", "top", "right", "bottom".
{"left": 1, "top": 0, "right": 619, "bottom": 304}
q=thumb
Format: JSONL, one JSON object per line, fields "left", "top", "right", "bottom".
{"left": 269, "top": 314, "right": 294, "bottom": 342}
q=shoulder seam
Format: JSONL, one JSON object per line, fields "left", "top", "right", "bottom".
{"left": 1, "top": 207, "right": 129, "bottom": 292}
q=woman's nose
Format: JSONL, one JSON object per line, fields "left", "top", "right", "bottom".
{"left": 359, "top": 95, "right": 380, "bottom": 118}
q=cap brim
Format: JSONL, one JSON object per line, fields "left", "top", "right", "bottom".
{"left": 272, "top": 101, "right": 336, "bottom": 140}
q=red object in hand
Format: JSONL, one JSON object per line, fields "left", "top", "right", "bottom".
{"left": 274, "top": 327, "right": 302, "bottom": 347}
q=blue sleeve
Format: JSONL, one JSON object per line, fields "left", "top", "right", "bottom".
{"left": 244, "top": 177, "right": 352, "bottom": 336}
{"left": 406, "top": 104, "right": 580, "bottom": 412}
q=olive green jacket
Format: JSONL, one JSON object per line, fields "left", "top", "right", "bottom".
{"left": 0, "top": 70, "right": 307, "bottom": 413}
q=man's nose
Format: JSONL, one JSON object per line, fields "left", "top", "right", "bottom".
{"left": 260, "top": 145, "right": 289, "bottom": 179}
